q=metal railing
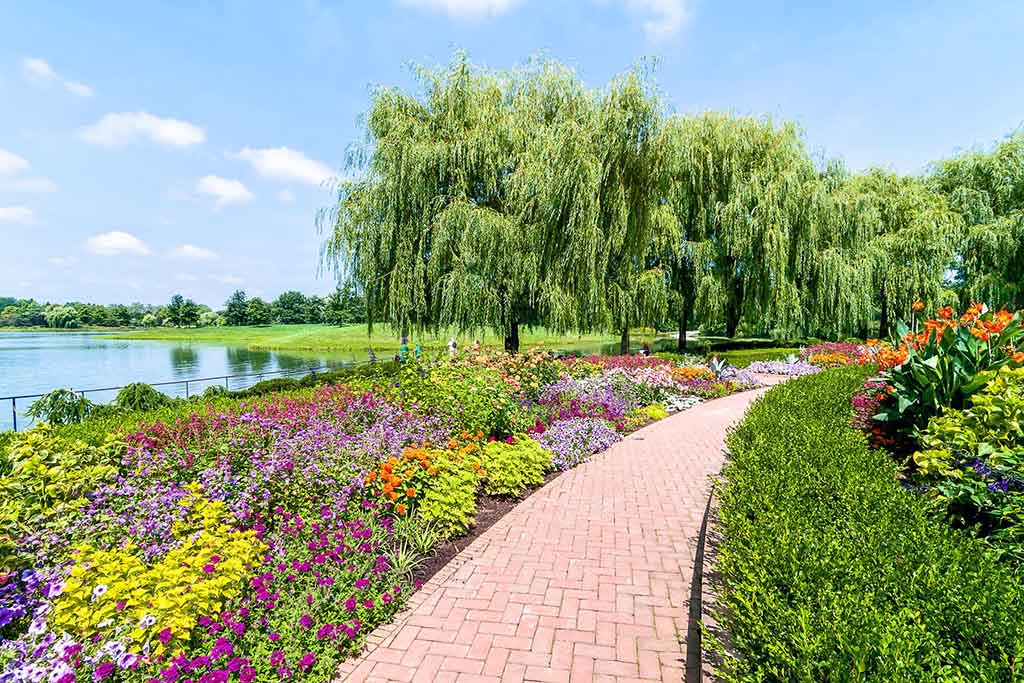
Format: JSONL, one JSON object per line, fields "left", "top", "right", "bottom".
{"left": 1, "top": 363, "right": 349, "bottom": 432}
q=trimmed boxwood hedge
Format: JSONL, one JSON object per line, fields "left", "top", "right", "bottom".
{"left": 716, "top": 365, "right": 1024, "bottom": 681}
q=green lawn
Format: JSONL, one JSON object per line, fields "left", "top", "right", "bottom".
{"left": 111, "top": 324, "right": 672, "bottom": 354}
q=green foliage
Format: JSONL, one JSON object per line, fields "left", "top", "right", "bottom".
{"left": 232, "top": 377, "right": 301, "bottom": 398}
{"left": 479, "top": 436, "right": 550, "bottom": 497}
{"left": 0, "top": 426, "right": 123, "bottom": 569}
{"left": 114, "top": 382, "right": 171, "bottom": 411}
{"left": 166, "top": 293, "right": 201, "bottom": 327}
{"left": 716, "top": 367, "right": 1024, "bottom": 681}
{"left": 245, "top": 297, "right": 273, "bottom": 325}
{"left": 930, "top": 132, "right": 1024, "bottom": 309}
{"left": 384, "top": 361, "right": 525, "bottom": 434}
{"left": 622, "top": 403, "right": 669, "bottom": 431}
{"left": 913, "top": 366, "right": 1024, "bottom": 560}
{"left": 25, "top": 388, "right": 95, "bottom": 425}
{"left": 876, "top": 310, "right": 1024, "bottom": 432}
{"left": 224, "top": 289, "right": 249, "bottom": 325}
{"left": 417, "top": 452, "right": 479, "bottom": 539}
{"left": 272, "top": 290, "right": 309, "bottom": 324}
{"left": 321, "top": 54, "right": 666, "bottom": 350}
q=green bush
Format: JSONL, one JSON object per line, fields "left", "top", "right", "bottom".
{"left": 418, "top": 452, "right": 479, "bottom": 539}
{"left": 716, "top": 366, "right": 1024, "bottom": 681}
{"left": 480, "top": 436, "right": 550, "bottom": 497}
{"left": 384, "top": 361, "right": 524, "bottom": 434}
{"left": 231, "top": 377, "right": 301, "bottom": 398}
{"left": 115, "top": 382, "right": 171, "bottom": 411}
{"left": 913, "top": 366, "right": 1024, "bottom": 559}
{"left": 25, "top": 388, "right": 95, "bottom": 425}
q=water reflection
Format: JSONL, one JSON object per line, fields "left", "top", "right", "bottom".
{"left": 225, "top": 347, "right": 251, "bottom": 375}
{"left": 169, "top": 345, "right": 200, "bottom": 377}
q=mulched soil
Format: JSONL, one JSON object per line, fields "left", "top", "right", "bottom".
{"left": 412, "top": 470, "right": 563, "bottom": 585}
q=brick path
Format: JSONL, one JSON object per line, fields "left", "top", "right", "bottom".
{"left": 336, "top": 383, "right": 778, "bottom": 683}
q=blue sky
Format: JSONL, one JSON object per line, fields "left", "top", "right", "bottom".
{"left": 1, "top": 0, "right": 1022, "bottom": 307}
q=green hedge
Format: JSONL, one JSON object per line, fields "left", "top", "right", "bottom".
{"left": 716, "top": 366, "right": 1024, "bottom": 681}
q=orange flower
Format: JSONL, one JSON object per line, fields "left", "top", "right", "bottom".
{"left": 936, "top": 306, "right": 955, "bottom": 320}
{"left": 389, "top": 475, "right": 401, "bottom": 488}
{"left": 1012, "top": 351, "right": 1024, "bottom": 364}
{"left": 406, "top": 487, "right": 416, "bottom": 498}
{"left": 912, "top": 299, "right": 924, "bottom": 312}
{"left": 428, "top": 466, "right": 438, "bottom": 476}
{"left": 382, "top": 482, "right": 394, "bottom": 494}
{"left": 395, "top": 503, "right": 407, "bottom": 516}
{"left": 970, "top": 326, "right": 990, "bottom": 341}
{"left": 365, "top": 471, "right": 377, "bottom": 483}
{"left": 387, "top": 490, "right": 399, "bottom": 501}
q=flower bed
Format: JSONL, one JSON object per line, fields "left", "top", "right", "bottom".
{"left": 854, "top": 304, "right": 1024, "bottom": 561}
{"left": 0, "top": 352, "right": 757, "bottom": 682}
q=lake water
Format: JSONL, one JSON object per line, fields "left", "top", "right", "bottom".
{"left": 0, "top": 331, "right": 369, "bottom": 432}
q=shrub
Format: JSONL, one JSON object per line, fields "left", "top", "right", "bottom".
{"left": 115, "top": 382, "right": 171, "bottom": 411}
{"left": 417, "top": 452, "right": 480, "bottom": 539}
{"left": 25, "top": 388, "right": 95, "bottom": 425}
{"left": 716, "top": 366, "right": 1024, "bottom": 681}
{"left": 231, "top": 376, "right": 301, "bottom": 398}
{"left": 0, "top": 426, "right": 123, "bottom": 569}
{"left": 479, "top": 436, "right": 550, "bottom": 497}
{"left": 622, "top": 403, "right": 669, "bottom": 431}
{"left": 911, "top": 366, "right": 1024, "bottom": 559}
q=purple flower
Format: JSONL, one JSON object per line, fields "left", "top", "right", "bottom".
{"left": 93, "top": 662, "right": 115, "bottom": 681}
{"left": 298, "top": 652, "right": 316, "bottom": 669}
{"left": 299, "top": 614, "right": 313, "bottom": 629}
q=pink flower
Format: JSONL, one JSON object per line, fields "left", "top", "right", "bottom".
{"left": 93, "top": 662, "right": 115, "bottom": 681}
{"left": 158, "top": 628, "right": 173, "bottom": 645}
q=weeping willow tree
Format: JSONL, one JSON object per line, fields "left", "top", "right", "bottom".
{"left": 320, "top": 55, "right": 616, "bottom": 351}
{"left": 592, "top": 70, "right": 668, "bottom": 353}
{"left": 814, "top": 169, "right": 962, "bottom": 338}
{"left": 930, "top": 133, "right": 1024, "bottom": 309}
{"left": 660, "top": 112, "right": 819, "bottom": 339}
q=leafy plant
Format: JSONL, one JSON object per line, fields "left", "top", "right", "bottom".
{"left": 479, "top": 436, "right": 550, "bottom": 497}
{"left": 875, "top": 306, "right": 1024, "bottom": 433}
{"left": 25, "top": 388, "right": 95, "bottom": 425}
{"left": 417, "top": 452, "right": 479, "bottom": 539}
{"left": 115, "top": 382, "right": 171, "bottom": 411}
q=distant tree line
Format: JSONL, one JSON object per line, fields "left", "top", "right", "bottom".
{"left": 0, "top": 283, "right": 368, "bottom": 329}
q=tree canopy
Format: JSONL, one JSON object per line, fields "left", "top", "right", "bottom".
{"left": 322, "top": 52, "right": 1024, "bottom": 347}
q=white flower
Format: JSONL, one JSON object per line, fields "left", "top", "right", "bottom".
{"left": 138, "top": 614, "right": 156, "bottom": 628}
{"left": 91, "top": 584, "right": 108, "bottom": 601}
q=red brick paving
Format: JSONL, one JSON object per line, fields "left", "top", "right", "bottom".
{"left": 335, "top": 384, "right": 777, "bottom": 682}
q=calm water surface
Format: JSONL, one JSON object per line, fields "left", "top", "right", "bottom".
{"left": 0, "top": 331, "right": 369, "bottom": 431}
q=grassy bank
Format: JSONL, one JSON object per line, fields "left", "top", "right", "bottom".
{"left": 715, "top": 367, "right": 1024, "bottom": 680}
{"left": 111, "top": 324, "right": 671, "bottom": 354}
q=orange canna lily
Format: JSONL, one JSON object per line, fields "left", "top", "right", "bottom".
{"left": 912, "top": 299, "right": 924, "bottom": 312}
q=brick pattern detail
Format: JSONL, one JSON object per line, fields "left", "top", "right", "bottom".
{"left": 335, "top": 380, "right": 781, "bottom": 682}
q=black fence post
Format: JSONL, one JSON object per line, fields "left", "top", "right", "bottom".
{"left": 11, "top": 397, "right": 17, "bottom": 433}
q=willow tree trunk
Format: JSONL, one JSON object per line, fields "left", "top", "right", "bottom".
{"left": 619, "top": 327, "right": 630, "bottom": 355}
{"left": 878, "top": 288, "right": 890, "bottom": 339}
{"left": 677, "top": 304, "right": 689, "bottom": 351}
{"left": 505, "top": 320, "right": 520, "bottom": 353}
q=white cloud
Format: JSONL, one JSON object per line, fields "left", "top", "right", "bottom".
{"left": 21, "top": 57, "right": 58, "bottom": 82}
{"left": 49, "top": 256, "right": 80, "bottom": 267}
{"left": 64, "top": 81, "right": 95, "bottom": 97}
{"left": 6, "top": 177, "right": 58, "bottom": 194}
{"left": 214, "top": 274, "right": 245, "bottom": 285}
{"left": 85, "top": 231, "right": 152, "bottom": 256}
{"left": 234, "top": 147, "right": 334, "bottom": 186}
{"left": 196, "top": 175, "right": 254, "bottom": 207}
{"left": 398, "top": 0, "right": 523, "bottom": 19}
{"left": 81, "top": 112, "right": 206, "bottom": 148}
{"left": 621, "top": 0, "right": 691, "bottom": 41}
{"left": 277, "top": 189, "right": 296, "bottom": 203}
{"left": 0, "top": 149, "right": 30, "bottom": 175}
{"left": 171, "top": 244, "right": 220, "bottom": 261}
{"left": 0, "top": 207, "right": 34, "bottom": 223}
{"left": 21, "top": 57, "right": 95, "bottom": 96}
{"left": 175, "top": 273, "right": 199, "bottom": 282}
